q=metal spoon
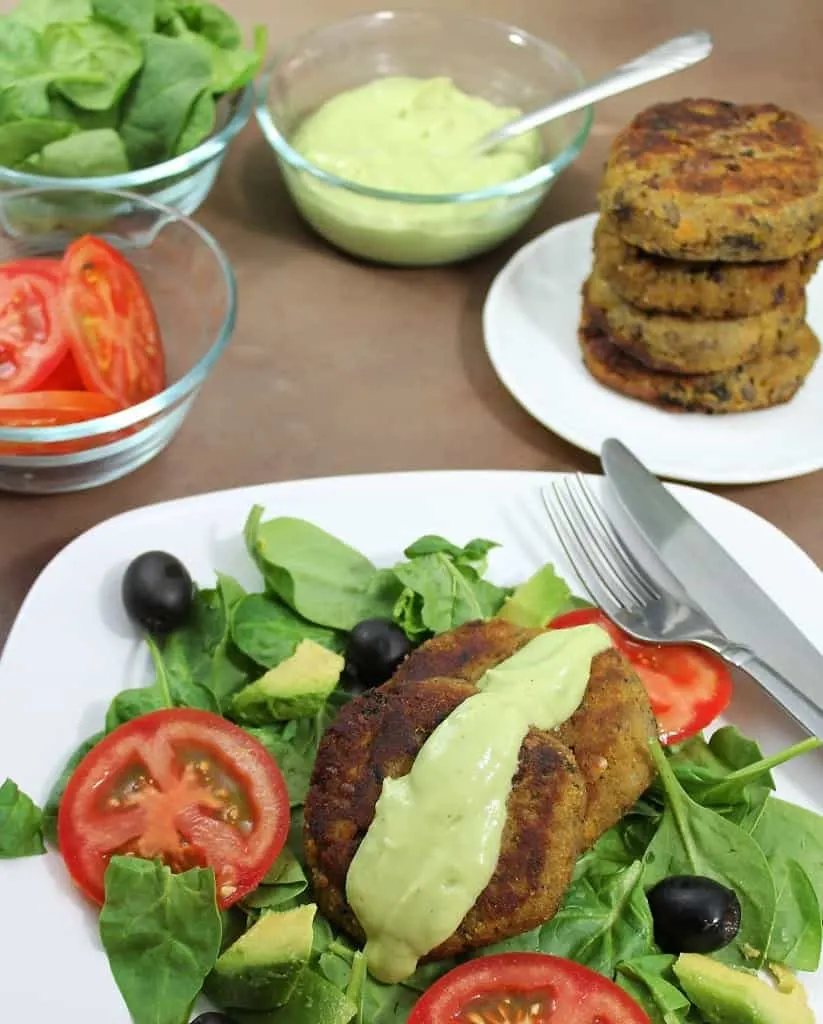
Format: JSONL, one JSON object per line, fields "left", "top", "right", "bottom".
{"left": 474, "top": 30, "right": 713, "bottom": 155}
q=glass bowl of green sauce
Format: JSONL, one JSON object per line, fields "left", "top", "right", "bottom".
{"left": 255, "top": 10, "right": 593, "bottom": 267}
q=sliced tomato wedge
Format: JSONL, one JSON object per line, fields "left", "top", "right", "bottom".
{"left": 0, "top": 389, "right": 119, "bottom": 427}
{"left": 408, "top": 954, "right": 650, "bottom": 1024}
{"left": 0, "top": 257, "right": 68, "bottom": 396}
{"left": 60, "top": 235, "right": 165, "bottom": 408}
{"left": 40, "top": 351, "right": 85, "bottom": 390}
{"left": 550, "top": 607, "right": 733, "bottom": 744}
{"left": 57, "top": 709, "right": 289, "bottom": 909}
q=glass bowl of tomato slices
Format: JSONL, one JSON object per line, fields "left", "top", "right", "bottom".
{"left": 0, "top": 187, "right": 236, "bottom": 493}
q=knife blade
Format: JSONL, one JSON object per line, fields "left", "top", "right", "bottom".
{"left": 601, "top": 437, "right": 823, "bottom": 708}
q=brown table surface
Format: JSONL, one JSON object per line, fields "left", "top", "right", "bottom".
{"left": 1, "top": 0, "right": 821, "bottom": 647}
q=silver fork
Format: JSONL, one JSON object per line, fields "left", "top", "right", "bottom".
{"left": 543, "top": 475, "right": 823, "bottom": 739}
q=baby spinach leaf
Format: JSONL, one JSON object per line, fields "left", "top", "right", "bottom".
{"left": 119, "top": 32, "right": 211, "bottom": 167}
{"left": 173, "top": 86, "right": 214, "bottom": 154}
{"left": 26, "top": 127, "right": 129, "bottom": 176}
{"left": 10, "top": 0, "right": 92, "bottom": 30}
{"left": 537, "top": 860, "right": 655, "bottom": 976}
{"left": 391, "top": 553, "right": 508, "bottom": 636}
{"left": 241, "top": 847, "right": 308, "bottom": 910}
{"left": 99, "top": 857, "right": 222, "bottom": 1024}
{"left": 42, "top": 731, "right": 103, "bottom": 846}
{"left": 767, "top": 857, "right": 822, "bottom": 971}
{"left": 753, "top": 796, "right": 823, "bottom": 901}
{"left": 244, "top": 506, "right": 393, "bottom": 630}
{"left": 47, "top": 92, "right": 119, "bottom": 129}
{"left": 643, "top": 742, "right": 776, "bottom": 966}
{"left": 0, "top": 778, "right": 45, "bottom": 857}
{"left": 93, "top": 0, "right": 155, "bottom": 34}
{"left": 231, "top": 593, "right": 345, "bottom": 669}
{"left": 173, "top": 0, "right": 242, "bottom": 48}
{"left": 616, "top": 955, "right": 691, "bottom": 1024}
{"left": 45, "top": 18, "right": 142, "bottom": 110}
{"left": 243, "top": 697, "right": 345, "bottom": 807}
{"left": 402, "top": 534, "right": 498, "bottom": 567}
{"left": 498, "top": 562, "right": 573, "bottom": 627}
{"left": 0, "top": 118, "right": 75, "bottom": 167}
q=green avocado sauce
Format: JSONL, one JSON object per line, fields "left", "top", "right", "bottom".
{"left": 285, "top": 76, "right": 543, "bottom": 265}
{"left": 345, "top": 623, "right": 612, "bottom": 983}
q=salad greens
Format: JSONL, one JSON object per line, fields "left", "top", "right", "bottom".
{"left": 4, "top": 505, "right": 823, "bottom": 1024}
{"left": 0, "top": 777, "right": 46, "bottom": 857}
{"left": 0, "top": 0, "right": 265, "bottom": 175}
{"left": 99, "top": 857, "right": 222, "bottom": 1024}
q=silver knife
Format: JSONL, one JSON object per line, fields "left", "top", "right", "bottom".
{"left": 601, "top": 438, "right": 823, "bottom": 735}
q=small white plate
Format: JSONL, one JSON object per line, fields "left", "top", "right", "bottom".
{"left": 483, "top": 213, "right": 823, "bottom": 484}
{"left": 1, "top": 470, "right": 822, "bottom": 1022}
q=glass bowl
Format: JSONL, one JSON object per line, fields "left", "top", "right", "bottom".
{"left": 0, "top": 188, "right": 236, "bottom": 494}
{"left": 0, "top": 87, "right": 253, "bottom": 217}
{"left": 255, "top": 10, "right": 592, "bottom": 267}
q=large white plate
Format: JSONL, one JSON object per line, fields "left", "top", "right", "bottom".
{"left": 483, "top": 213, "right": 823, "bottom": 484}
{"left": 1, "top": 470, "right": 822, "bottom": 1022}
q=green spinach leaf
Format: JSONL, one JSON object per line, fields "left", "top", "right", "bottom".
{"left": 616, "top": 955, "right": 691, "bottom": 1024}
{"left": 99, "top": 857, "right": 222, "bottom": 1024}
{"left": 42, "top": 731, "right": 103, "bottom": 846}
{"left": 45, "top": 18, "right": 142, "bottom": 110}
{"left": 10, "top": 0, "right": 92, "bottom": 30}
{"left": 173, "top": 86, "right": 214, "bottom": 153}
{"left": 643, "top": 742, "right": 776, "bottom": 965}
{"left": 231, "top": 592, "right": 345, "bottom": 669}
{"left": 391, "top": 553, "right": 508, "bottom": 636}
{"left": 93, "top": 0, "right": 155, "bottom": 34}
{"left": 172, "top": 0, "right": 242, "bottom": 47}
{"left": 0, "top": 118, "right": 75, "bottom": 167}
{"left": 25, "top": 126, "right": 128, "bottom": 175}
{"left": 241, "top": 847, "right": 308, "bottom": 911}
{"left": 767, "top": 857, "right": 822, "bottom": 971}
{"left": 119, "top": 32, "right": 211, "bottom": 167}
{"left": 537, "top": 859, "right": 655, "bottom": 975}
{"left": 0, "top": 778, "right": 45, "bottom": 857}
{"left": 244, "top": 506, "right": 393, "bottom": 630}
{"left": 243, "top": 696, "right": 346, "bottom": 806}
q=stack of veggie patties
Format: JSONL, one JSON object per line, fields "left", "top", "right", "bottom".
{"left": 580, "top": 98, "right": 823, "bottom": 413}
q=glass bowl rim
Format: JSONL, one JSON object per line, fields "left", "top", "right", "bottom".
{"left": 254, "top": 9, "right": 594, "bottom": 205}
{"left": 0, "top": 186, "right": 237, "bottom": 446}
{"left": 0, "top": 85, "right": 253, "bottom": 192}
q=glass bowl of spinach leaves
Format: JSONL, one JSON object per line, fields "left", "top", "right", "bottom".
{"left": 0, "top": 0, "right": 265, "bottom": 215}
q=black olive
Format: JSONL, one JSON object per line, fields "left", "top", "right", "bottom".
{"left": 122, "top": 551, "right": 194, "bottom": 634}
{"left": 647, "top": 875, "right": 741, "bottom": 954}
{"left": 345, "top": 619, "right": 412, "bottom": 688}
{"left": 190, "top": 1013, "right": 238, "bottom": 1024}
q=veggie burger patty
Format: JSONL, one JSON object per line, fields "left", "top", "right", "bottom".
{"left": 303, "top": 620, "right": 657, "bottom": 958}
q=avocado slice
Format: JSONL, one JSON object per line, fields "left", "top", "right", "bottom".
{"left": 673, "top": 954, "right": 814, "bottom": 1024}
{"left": 204, "top": 903, "right": 317, "bottom": 1010}
{"left": 230, "top": 639, "right": 344, "bottom": 724}
{"left": 226, "top": 967, "right": 358, "bottom": 1024}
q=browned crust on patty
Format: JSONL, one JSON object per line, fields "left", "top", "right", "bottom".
{"left": 595, "top": 213, "right": 823, "bottom": 317}
{"left": 579, "top": 302, "right": 820, "bottom": 413}
{"left": 303, "top": 677, "right": 588, "bottom": 959}
{"left": 585, "top": 270, "right": 806, "bottom": 374}
{"left": 599, "top": 99, "right": 823, "bottom": 261}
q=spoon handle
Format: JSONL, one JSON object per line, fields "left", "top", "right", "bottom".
{"left": 476, "top": 30, "right": 713, "bottom": 154}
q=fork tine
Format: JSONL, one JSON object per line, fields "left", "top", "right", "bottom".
{"left": 551, "top": 480, "right": 643, "bottom": 611}
{"left": 573, "top": 474, "right": 660, "bottom": 603}
{"left": 541, "top": 485, "right": 625, "bottom": 619}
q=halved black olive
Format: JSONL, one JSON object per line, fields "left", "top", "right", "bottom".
{"left": 345, "top": 619, "right": 412, "bottom": 688}
{"left": 122, "top": 550, "right": 194, "bottom": 634}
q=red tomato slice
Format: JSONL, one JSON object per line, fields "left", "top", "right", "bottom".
{"left": 60, "top": 235, "right": 165, "bottom": 408}
{"left": 40, "top": 351, "right": 85, "bottom": 390}
{"left": 57, "top": 709, "right": 289, "bottom": 909}
{"left": 408, "top": 954, "right": 650, "bottom": 1024}
{"left": 0, "top": 389, "right": 119, "bottom": 427}
{"left": 0, "top": 258, "right": 69, "bottom": 396}
{"left": 550, "top": 607, "right": 733, "bottom": 744}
